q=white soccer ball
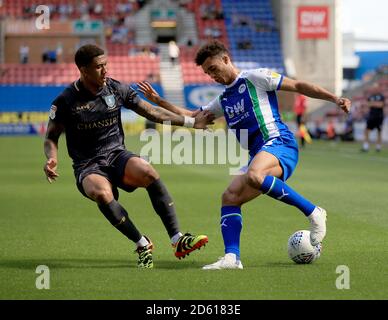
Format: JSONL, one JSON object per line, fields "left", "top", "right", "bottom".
{"left": 287, "top": 230, "right": 322, "bottom": 264}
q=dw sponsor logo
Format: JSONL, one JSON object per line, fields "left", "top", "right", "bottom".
{"left": 298, "top": 6, "right": 329, "bottom": 39}
{"left": 225, "top": 99, "right": 245, "bottom": 119}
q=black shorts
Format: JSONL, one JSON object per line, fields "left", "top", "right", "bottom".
{"left": 367, "top": 109, "right": 384, "bottom": 131}
{"left": 74, "top": 150, "right": 139, "bottom": 200}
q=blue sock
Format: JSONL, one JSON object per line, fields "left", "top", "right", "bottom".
{"left": 221, "top": 206, "right": 242, "bottom": 258}
{"left": 260, "top": 176, "right": 316, "bottom": 216}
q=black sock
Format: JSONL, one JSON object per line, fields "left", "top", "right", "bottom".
{"left": 146, "top": 179, "right": 180, "bottom": 238}
{"left": 98, "top": 200, "right": 142, "bottom": 243}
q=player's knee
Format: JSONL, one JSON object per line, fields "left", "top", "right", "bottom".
{"left": 88, "top": 187, "right": 113, "bottom": 204}
{"left": 246, "top": 171, "right": 265, "bottom": 189}
{"left": 141, "top": 164, "right": 160, "bottom": 186}
{"left": 222, "top": 189, "right": 241, "bottom": 206}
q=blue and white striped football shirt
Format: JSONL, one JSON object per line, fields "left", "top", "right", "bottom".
{"left": 201, "top": 68, "right": 294, "bottom": 156}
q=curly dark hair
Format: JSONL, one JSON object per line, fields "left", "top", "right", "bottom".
{"left": 194, "top": 41, "right": 230, "bottom": 66}
{"left": 75, "top": 44, "right": 105, "bottom": 68}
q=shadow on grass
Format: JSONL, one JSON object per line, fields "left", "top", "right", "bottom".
{"left": 0, "top": 258, "right": 205, "bottom": 270}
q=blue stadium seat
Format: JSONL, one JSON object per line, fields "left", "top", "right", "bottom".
{"left": 221, "top": 0, "right": 285, "bottom": 74}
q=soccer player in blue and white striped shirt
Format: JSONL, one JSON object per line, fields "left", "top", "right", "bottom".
{"left": 138, "top": 41, "right": 351, "bottom": 270}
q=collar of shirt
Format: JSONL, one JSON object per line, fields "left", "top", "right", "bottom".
{"left": 225, "top": 71, "right": 243, "bottom": 89}
{"left": 75, "top": 79, "right": 108, "bottom": 97}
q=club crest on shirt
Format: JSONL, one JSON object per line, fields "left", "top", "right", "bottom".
{"left": 238, "top": 84, "right": 246, "bottom": 94}
{"left": 49, "top": 105, "right": 57, "bottom": 120}
{"left": 103, "top": 94, "right": 116, "bottom": 109}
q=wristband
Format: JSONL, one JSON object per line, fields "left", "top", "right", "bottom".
{"left": 183, "top": 116, "right": 195, "bottom": 128}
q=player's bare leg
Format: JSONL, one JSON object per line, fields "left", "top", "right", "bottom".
{"left": 123, "top": 157, "right": 208, "bottom": 259}
{"left": 248, "top": 152, "right": 326, "bottom": 246}
{"left": 83, "top": 174, "right": 153, "bottom": 268}
{"left": 203, "top": 175, "right": 261, "bottom": 270}
{"left": 203, "top": 151, "right": 326, "bottom": 270}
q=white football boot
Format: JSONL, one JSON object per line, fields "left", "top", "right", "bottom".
{"left": 202, "top": 253, "right": 243, "bottom": 270}
{"left": 308, "top": 207, "right": 327, "bottom": 246}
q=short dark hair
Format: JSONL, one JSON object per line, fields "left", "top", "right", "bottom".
{"left": 74, "top": 44, "right": 105, "bottom": 68}
{"left": 195, "top": 41, "right": 229, "bottom": 66}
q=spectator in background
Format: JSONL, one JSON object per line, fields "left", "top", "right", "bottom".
{"left": 237, "top": 39, "right": 252, "bottom": 50}
{"left": 42, "top": 48, "right": 57, "bottom": 63}
{"left": 19, "top": 44, "right": 29, "bottom": 64}
{"left": 146, "top": 72, "right": 160, "bottom": 83}
{"left": 200, "top": 1, "right": 223, "bottom": 20}
{"left": 326, "top": 119, "right": 337, "bottom": 140}
{"left": 168, "top": 40, "right": 180, "bottom": 65}
{"left": 311, "top": 118, "right": 325, "bottom": 140}
{"left": 42, "top": 48, "right": 49, "bottom": 63}
{"left": 48, "top": 50, "right": 57, "bottom": 63}
{"left": 116, "top": 2, "right": 132, "bottom": 14}
{"left": 200, "top": 3, "right": 211, "bottom": 19}
{"left": 56, "top": 43, "right": 63, "bottom": 63}
{"left": 137, "top": 0, "right": 147, "bottom": 10}
{"left": 148, "top": 44, "right": 159, "bottom": 57}
{"left": 294, "top": 94, "right": 307, "bottom": 147}
{"left": 361, "top": 84, "right": 386, "bottom": 152}
{"left": 377, "top": 65, "right": 388, "bottom": 75}
{"left": 78, "top": 0, "right": 90, "bottom": 20}
{"left": 340, "top": 113, "right": 355, "bottom": 142}
{"left": 93, "top": 2, "right": 103, "bottom": 16}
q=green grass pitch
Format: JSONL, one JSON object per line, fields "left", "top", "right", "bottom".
{"left": 0, "top": 135, "right": 387, "bottom": 300}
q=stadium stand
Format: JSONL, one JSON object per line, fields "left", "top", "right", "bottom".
{"left": 0, "top": 54, "right": 160, "bottom": 85}
{"left": 0, "top": 0, "right": 287, "bottom": 107}
{"left": 0, "top": 0, "right": 160, "bottom": 86}
{"left": 0, "top": 0, "right": 139, "bottom": 20}
{"left": 221, "top": 0, "right": 285, "bottom": 73}
{"left": 180, "top": 45, "right": 213, "bottom": 84}
{"left": 179, "top": 0, "right": 228, "bottom": 84}
{"left": 179, "top": 0, "right": 285, "bottom": 84}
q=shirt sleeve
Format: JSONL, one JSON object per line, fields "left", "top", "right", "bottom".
{"left": 120, "top": 84, "right": 141, "bottom": 110}
{"left": 245, "top": 68, "right": 283, "bottom": 91}
{"left": 200, "top": 96, "right": 224, "bottom": 118}
{"left": 49, "top": 94, "right": 67, "bottom": 124}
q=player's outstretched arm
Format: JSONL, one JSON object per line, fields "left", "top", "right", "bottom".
{"left": 280, "top": 76, "right": 351, "bottom": 114}
{"left": 137, "top": 81, "right": 196, "bottom": 116}
{"left": 43, "top": 120, "right": 64, "bottom": 183}
{"left": 133, "top": 99, "right": 214, "bottom": 129}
